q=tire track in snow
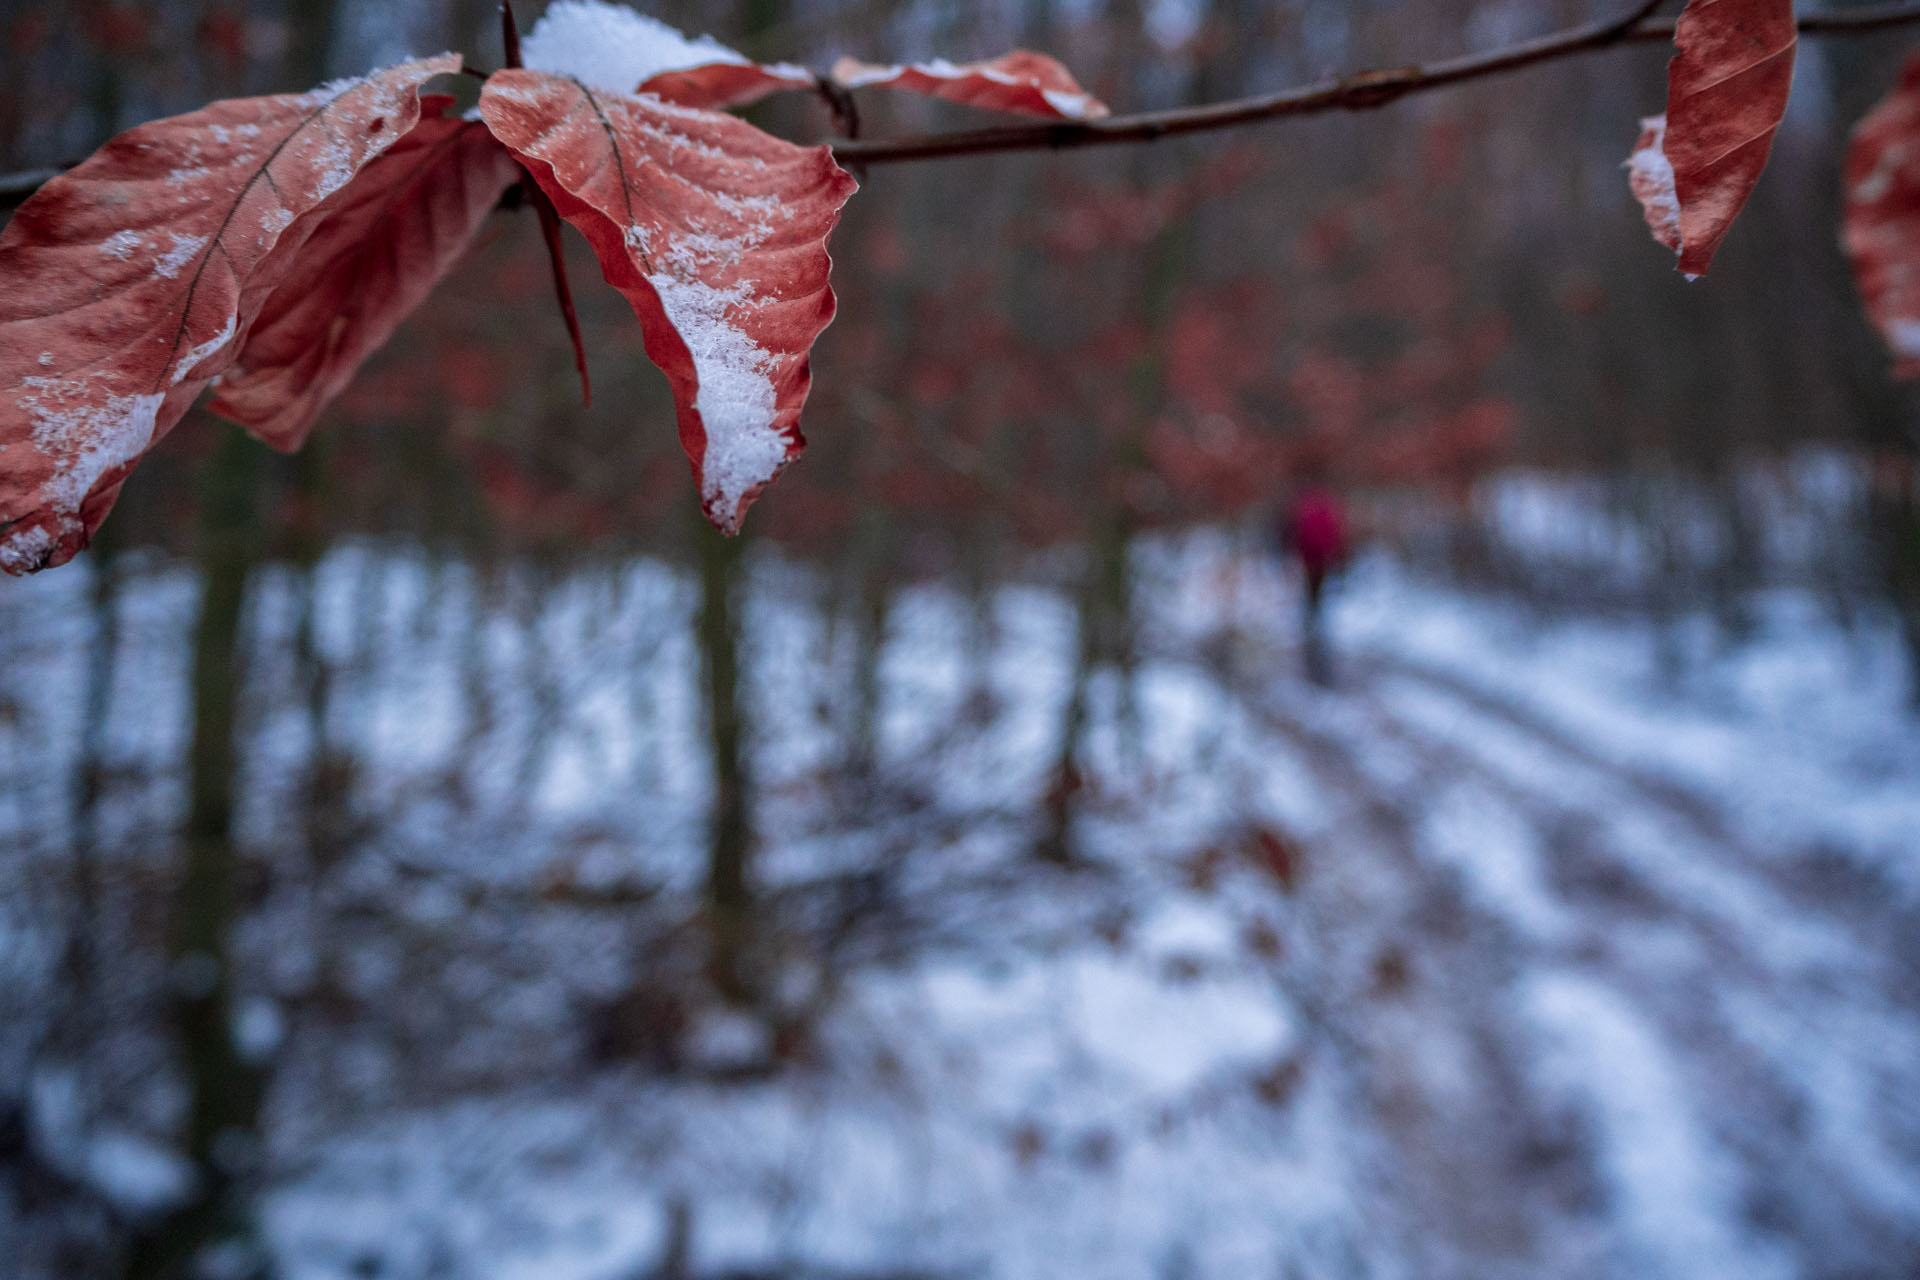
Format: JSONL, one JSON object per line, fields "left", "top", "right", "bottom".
{"left": 1239, "top": 686, "right": 1615, "bottom": 1278}
{"left": 1232, "top": 653, "right": 1920, "bottom": 1277}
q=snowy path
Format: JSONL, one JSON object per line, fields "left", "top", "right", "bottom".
{"left": 3, "top": 540, "right": 1919, "bottom": 1278}
{"left": 1227, "top": 597, "right": 1920, "bottom": 1280}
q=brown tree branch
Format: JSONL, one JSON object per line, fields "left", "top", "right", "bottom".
{"left": 3, "top": 2, "right": 1919, "bottom": 207}
{"left": 830, "top": 1, "right": 1920, "bottom": 165}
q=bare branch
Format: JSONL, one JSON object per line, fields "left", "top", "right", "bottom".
{"left": 831, "top": 2, "right": 1920, "bottom": 166}
{"left": 4, "top": 3, "right": 1920, "bottom": 208}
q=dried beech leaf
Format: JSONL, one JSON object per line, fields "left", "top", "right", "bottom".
{"left": 209, "top": 100, "right": 522, "bottom": 449}
{"left": 478, "top": 69, "right": 858, "bottom": 533}
{"left": 522, "top": 0, "right": 814, "bottom": 110}
{"left": 831, "top": 51, "right": 1109, "bottom": 121}
{"left": 1844, "top": 53, "right": 1920, "bottom": 377}
{"left": 1632, "top": 0, "right": 1796, "bottom": 277}
{"left": 640, "top": 62, "right": 819, "bottom": 111}
{"left": 0, "top": 53, "right": 462, "bottom": 574}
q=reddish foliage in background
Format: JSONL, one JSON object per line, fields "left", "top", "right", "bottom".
{"left": 1845, "top": 50, "right": 1920, "bottom": 378}
{"left": 85, "top": 4, "right": 148, "bottom": 56}
{"left": 11, "top": 13, "right": 53, "bottom": 56}
{"left": 0, "top": 1, "right": 1123, "bottom": 574}
{"left": 5, "top": 0, "right": 1920, "bottom": 573}
{"left": 195, "top": 11, "right": 250, "bottom": 70}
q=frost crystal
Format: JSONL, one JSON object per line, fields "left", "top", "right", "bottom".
{"left": 153, "top": 232, "right": 208, "bottom": 280}
{"left": 293, "top": 73, "right": 364, "bottom": 110}
{"left": 1627, "top": 115, "right": 1682, "bottom": 263}
{"left": 100, "top": 230, "right": 143, "bottom": 261}
{"left": 0, "top": 523, "right": 55, "bottom": 575}
{"left": 12, "top": 374, "right": 165, "bottom": 552}
{"left": 523, "top": 0, "right": 750, "bottom": 95}
{"left": 174, "top": 316, "right": 238, "bottom": 386}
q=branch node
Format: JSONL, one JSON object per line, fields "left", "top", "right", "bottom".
{"left": 1334, "top": 66, "right": 1421, "bottom": 111}
{"left": 815, "top": 74, "right": 861, "bottom": 140}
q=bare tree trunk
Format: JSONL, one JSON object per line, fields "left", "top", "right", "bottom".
{"left": 282, "top": 442, "right": 357, "bottom": 876}
{"left": 697, "top": 516, "right": 754, "bottom": 1001}
{"left": 287, "top": 0, "right": 342, "bottom": 84}
{"left": 64, "top": 519, "right": 120, "bottom": 1033}
{"left": 1872, "top": 461, "right": 1920, "bottom": 709}
{"left": 126, "top": 429, "right": 271, "bottom": 1280}
{"left": 738, "top": 0, "right": 787, "bottom": 56}
{"left": 844, "top": 506, "right": 893, "bottom": 784}
{"left": 692, "top": 0, "right": 788, "bottom": 1005}
{"left": 1035, "top": 113, "right": 1183, "bottom": 862}
{"left": 1037, "top": 508, "right": 1132, "bottom": 867}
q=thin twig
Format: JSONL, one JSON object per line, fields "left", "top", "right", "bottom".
{"left": 3, "top": 3, "right": 1919, "bottom": 207}
{"left": 498, "top": 0, "right": 587, "bottom": 402}
{"left": 531, "top": 185, "right": 592, "bottom": 405}
{"left": 815, "top": 73, "right": 862, "bottom": 141}
{"left": 830, "top": 1, "right": 1920, "bottom": 166}
{"left": 499, "top": 1, "right": 524, "bottom": 72}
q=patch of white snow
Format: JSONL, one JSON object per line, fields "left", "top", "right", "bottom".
{"left": 16, "top": 375, "right": 165, "bottom": 520}
{"left": 1627, "top": 115, "right": 1681, "bottom": 255}
{"left": 523, "top": 0, "right": 750, "bottom": 95}
{"left": 174, "top": 315, "right": 238, "bottom": 385}
{"left": 152, "top": 231, "right": 208, "bottom": 279}
{"left": 100, "top": 229, "right": 144, "bottom": 261}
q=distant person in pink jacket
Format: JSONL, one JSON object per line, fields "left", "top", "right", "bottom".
{"left": 1279, "top": 488, "right": 1348, "bottom": 684}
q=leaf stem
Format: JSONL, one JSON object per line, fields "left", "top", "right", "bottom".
{"left": 500, "top": 2, "right": 524, "bottom": 72}
{"left": 529, "top": 181, "right": 592, "bottom": 406}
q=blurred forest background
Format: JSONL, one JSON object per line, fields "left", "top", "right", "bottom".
{"left": 4, "top": 1, "right": 1920, "bottom": 1278}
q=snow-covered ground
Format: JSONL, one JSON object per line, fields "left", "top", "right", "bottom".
{"left": 1, "top": 528, "right": 1918, "bottom": 1279}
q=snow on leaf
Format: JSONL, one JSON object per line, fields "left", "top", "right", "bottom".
{"left": 1632, "top": 0, "right": 1796, "bottom": 278}
{"left": 1627, "top": 116, "right": 1682, "bottom": 255}
{"left": 830, "top": 51, "right": 1110, "bottom": 121}
{"left": 522, "top": 0, "right": 813, "bottom": 110}
{"left": 0, "top": 52, "right": 462, "bottom": 574}
{"left": 1844, "top": 52, "right": 1920, "bottom": 379}
{"left": 478, "top": 69, "right": 857, "bottom": 534}
{"left": 208, "top": 100, "right": 521, "bottom": 450}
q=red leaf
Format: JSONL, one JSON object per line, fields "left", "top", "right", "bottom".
{"left": 479, "top": 69, "right": 857, "bottom": 534}
{"left": 207, "top": 100, "right": 521, "bottom": 449}
{"left": 831, "top": 51, "right": 1109, "bottom": 121}
{"left": 640, "top": 63, "right": 819, "bottom": 111}
{"left": 1629, "top": 0, "right": 1796, "bottom": 277}
{"left": 0, "top": 53, "right": 462, "bottom": 573}
{"left": 521, "top": 0, "right": 813, "bottom": 111}
{"left": 1845, "top": 52, "right": 1920, "bottom": 378}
